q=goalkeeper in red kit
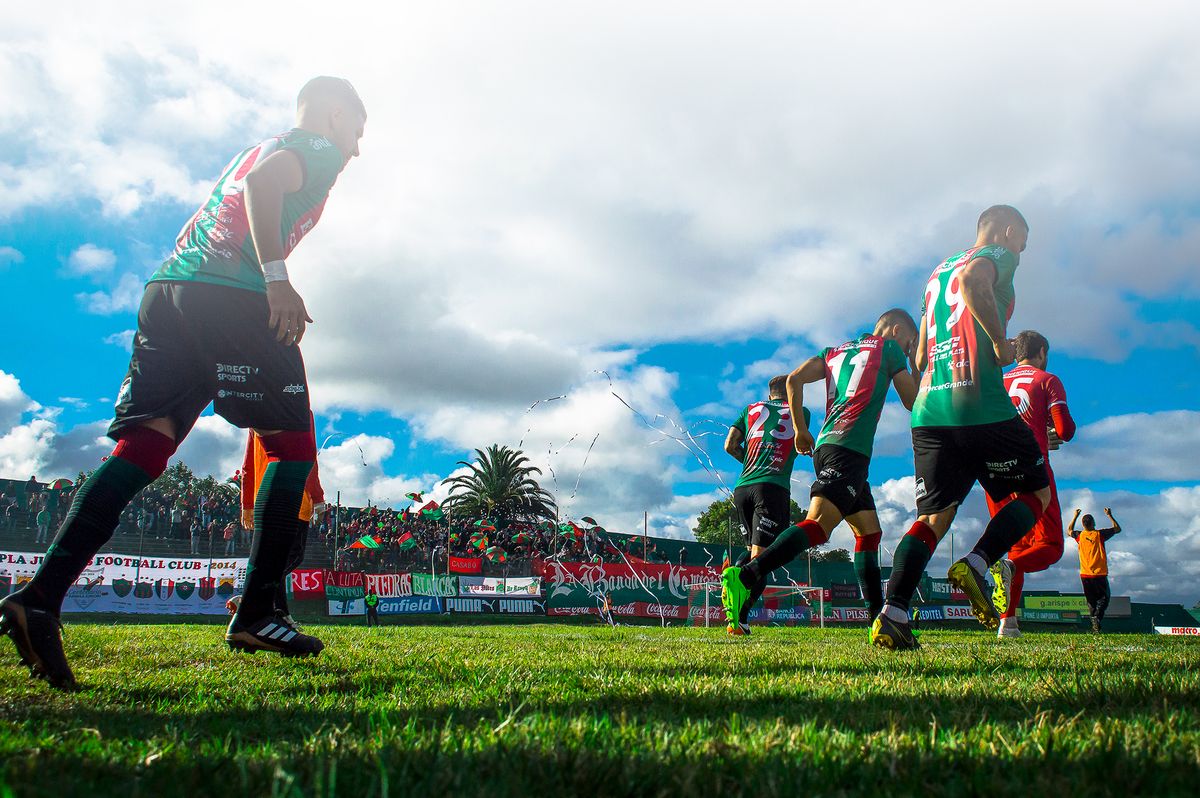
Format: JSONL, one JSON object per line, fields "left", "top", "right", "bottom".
{"left": 985, "top": 330, "right": 1076, "bottom": 638}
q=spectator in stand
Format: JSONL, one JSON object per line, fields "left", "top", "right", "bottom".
{"left": 1, "top": 493, "right": 14, "bottom": 533}
{"left": 223, "top": 520, "right": 238, "bottom": 556}
{"left": 170, "top": 504, "right": 185, "bottom": 540}
{"left": 189, "top": 516, "right": 203, "bottom": 555}
{"left": 139, "top": 506, "right": 156, "bottom": 540}
{"left": 35, "top": 507, "right": 52, "bottom": 545}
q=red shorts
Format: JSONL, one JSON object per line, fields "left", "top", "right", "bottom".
{"left": 984, "top": 466, "right": 1064, "bottom": 574}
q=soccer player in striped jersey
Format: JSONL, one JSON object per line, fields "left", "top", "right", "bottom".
{"left": 985, "top": 330, "right": 1076, "bottom": 639}
{"left": 723, "top": 377, "right": 811, "bottom": 634}
{"left": 1, "top": 78, "right": 364, "bottom": 688}
{"left": 721, "top": 310, "right": 920, "bottom": 627}
{"left": 873, "top": 205, "right": 1052, "bottom": 651}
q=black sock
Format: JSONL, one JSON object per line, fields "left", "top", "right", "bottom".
{"left": 854, "top": 533, "right": 883, "bottom": 618}
{"left": 740, "top": 520, "right": 826, "bottom": 588}
{"left": 23, "top": 457, "right": 155, "bottom": 614}
{"left": 883, "top": 522, "right": 938, "bottom": 613}
{"left": 274, "top": 520, "right": 310, "bottom": 614}
{"left": 238, "top": 461, "right": 311, "bottom": 623}
{"left": 972, "top": 496, "right": 1038, "bottom": 565}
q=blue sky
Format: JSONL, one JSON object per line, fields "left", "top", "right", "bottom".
{"left": 2, "top": 2, "right": 1199, "bottom": 604}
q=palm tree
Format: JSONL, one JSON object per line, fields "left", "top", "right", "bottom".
{"left": 441, "top": 445, "right": 557, "bottom": 522}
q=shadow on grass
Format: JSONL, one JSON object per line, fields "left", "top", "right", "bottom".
{"left": 1, "top": 729, "right": 1196, "bottom": 798}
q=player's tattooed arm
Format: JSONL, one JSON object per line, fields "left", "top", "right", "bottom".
{"left": 724, "top": 427, "right": 746, "bottom": 463}
{"left": 960, "top": 257, "right": 1014, "bottom": 366}
{"left": 787, "top": 358, "right": 823, "bottom": 456}
{"left": 245, "top": 149, "right": 312, "bottom": 346}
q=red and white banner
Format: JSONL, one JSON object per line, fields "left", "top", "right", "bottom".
{"left": 323, "top": 569, "right": 365, "bottom": 588}
{"left": 943, "top": 605, "right": 976, "bottom": 621}
{"left": 548, "top": 601, "right": 724, "bottom": 621}
{"left": 1153, "top": 626, "right": 1200, "bottom": 636}
{"left": 288, "top": 568, "right": 325, "bottom": 599}
{"left": 449, "top": 556, "right": 483, "bottom": 574}
{"left": 364, "top": 572, "right": 413, "bottom": 598}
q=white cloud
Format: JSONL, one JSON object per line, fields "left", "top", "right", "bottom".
{"left": 76, "top": 272, "right": 143, "bottom": 315}
{"left": 1053, "top": 411, "right": 1200, "bottom": 482}
{"left": 102, "top": 329, "right": 136, "bottom": 352}
{"left": 65, "top": 243, "right": 116, "bottom": 276}
{"left": 0, "top": 246, "right": 22, "bottom": 268}
{"left": 57, "top": 397, "right": 89, "bottom": 410}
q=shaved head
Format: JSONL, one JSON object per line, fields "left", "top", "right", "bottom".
{"left": 877, "top": 307, "right": 917, "bottom": 333}
{"left": 768, "top": 375, "right": 788, "bottom": 398}
{"left": 298, "top": 76, "right": 366, "bottom": 118}
{"left": 978, "top": 204, "right": 1028, "bottom": 234}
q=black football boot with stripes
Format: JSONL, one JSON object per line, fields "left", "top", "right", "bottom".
{"left": 225, "top": 613, "right": 324, "bottom": 657}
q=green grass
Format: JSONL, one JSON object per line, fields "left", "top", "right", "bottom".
{"left": 1, "top": 623, "right": 1198, "bottom": 797}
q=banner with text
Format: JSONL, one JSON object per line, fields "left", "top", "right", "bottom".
{"left": 457, "top": 576, "right": 542, "bottom": 597}
{"left": 412, "top": 573, "right": 458, "bottom": 597}
{"left": 364, "top": 572, "right": 413, "bottom": 598}
{"left": 1, "top": 550, "right": 247, "bottom": 588}
{"left": 379, "top": 596, "right": 443, "bottom": 615}
{"left": 449, "top": 556, "right": 483, "bottom": 574}
{"left": 288, "top": 568, "right": 326, "bottom": 599}
{"left": 445, "top": 598, "right": 546, "bottom": 615}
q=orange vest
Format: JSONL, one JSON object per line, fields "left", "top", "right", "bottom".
{"left": 1076, "top": 530, "right": 1108, "bottom": 577}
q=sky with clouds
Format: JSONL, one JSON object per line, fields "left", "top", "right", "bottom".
{"left": 1, "top": 2, "right": 1198, "bottom": 605}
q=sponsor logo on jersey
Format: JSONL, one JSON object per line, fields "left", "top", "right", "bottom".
{"left": 311, "top": 137, "right": 334, "bottom": 151}
{"left": 217, "top": 390, "right": 264, "bottom": 402}
{"left": 283, "top": 384, "right": 306, "bottom": 395}
{"left": 986, "top": 459, "right": 1018, "bottom": 472}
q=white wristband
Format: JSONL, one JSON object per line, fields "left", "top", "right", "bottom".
{"left": 262, "top": 259, "right": 289, "bottom": 283}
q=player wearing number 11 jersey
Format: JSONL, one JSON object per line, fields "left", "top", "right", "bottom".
{"left": 722, "top": 310, "right": 920, "bottom": 628}
{"left": 986, "top": 330, "right": 1076, "bottom": 638}
{"left": 872, "top": 205, "right": 1052, "bottom": 651}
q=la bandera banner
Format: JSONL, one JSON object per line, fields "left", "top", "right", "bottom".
{"left": 540, "top": 561, "right": 719, "bottom": 620}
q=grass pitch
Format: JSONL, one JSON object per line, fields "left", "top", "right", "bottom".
{"left": 0, "top": 622, "right": 1198, "bottom": 797}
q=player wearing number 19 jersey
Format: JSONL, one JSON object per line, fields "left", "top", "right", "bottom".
{"left": 985, "top": 330, "right": 1076, "bottom": 638}
{"left": 722, "top": 310, "right": 920, "bottom": 629}
{"left": 872, "top": 206, "right": 1052, "bottom": 651}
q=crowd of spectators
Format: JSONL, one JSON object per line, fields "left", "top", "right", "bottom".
{"left": 3, "top": 478, "right": 685, "bottom": 571}
{"left": 331, "top": 505, "right": 676, "bottom": 574}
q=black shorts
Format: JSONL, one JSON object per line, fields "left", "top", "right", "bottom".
{"left": 733, "top": 482, "right": 790, "bottom": 548}
{"left": 109, "top": 281, "right": 311, "bottom": 441}
{"left": 810, "top": 444, "right": 877, "bottom": 517}
{"left": 912, "top": 417, "right": 1049, "bottom": 515}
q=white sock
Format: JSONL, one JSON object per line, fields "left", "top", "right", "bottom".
{"left": 882, "top": 604, "right": 910, "bottom": 624}
{"left": 966, "top": 552, "right": 987, "bottom": 577}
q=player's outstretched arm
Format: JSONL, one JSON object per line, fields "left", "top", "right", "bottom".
{"left": 724, "top": 427, "right": 746, "bottom": 463}
{"left": 245, "top": 149, "right": 312, "bottom": 346}
{"left": 960, "top": 257, "right": 1014, "bottom": 366}
{"left": 787, "top": 358, "right": 823, "bottom": 456}
{"left": 1068, "top": 508, "right": 1081, "bottom": 538}
{"left": 1104, "top": 508, "right": 1122, "bottom": 536}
